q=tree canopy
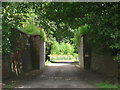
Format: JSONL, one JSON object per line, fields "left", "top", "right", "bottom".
{"left": 2, "top": 2, "right": 119, "bottom": 62}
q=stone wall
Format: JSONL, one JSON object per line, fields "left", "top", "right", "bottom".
{"left": 83, "top": 36, "right": 91, "bottom": 70}
{"left": 30, "top": 36, "right": 41, "bottom": 69}
{"left": 30, "top": 36, "right": 45, "bottom": 69}
{"left": 78, "top": 36, "right": 91, "bottom": 70}
{"left": 21, "top": 40, "right": 33, "bottom": 72}
{"left": 79, "top": 36, "right": 119, "bottom": 77}
{"left": 2, "top": 31, "right": 33, "bottom": 79}
{"left": 91, "top": 50, "right": 118, "bottom": 77}
{"left": 2, "top": 30, "right": 45, "bottom": 79}
{"left": 2, "top": 57, "right": 14, "bottom": 79}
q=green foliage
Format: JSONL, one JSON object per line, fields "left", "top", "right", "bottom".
{"left": 60, "top": 42, "right": 74, "bottom": 55}
{"left": 82, "top": 3, "right": 119, "bottom": 62}
{"left": 96, "top": 82, "right": 118, "bottom": 88}
{"left": 72, "top": 53, "right": 78, "bottom": 59}
{"left": 50, "top": 41, "right": 78, "bottom": 62}
{"left": 19, "top": 23, "right": 47, "bottom": 41}
{"left": 113, "top": 53, "right": 120, "bottom": 63}
{"left": 49, "top": 54, "right": 78, "bottom": 61}
{"left": 41, "top": 2, "right": 119, "bottom": 63}
{"left": 2, "top": 2, "right": 46, "bottom": 54}
{"left": 2, "top": 2, "right": 120, "bottom": 63}
{"left": 2, "top": 2, "right": 35, "bottom": 54}
{"left": 50, "top": 41, "right": 60, "bottom": 54}
{"left": 74, "top": 24, "right": 89, "bottom": 46}
{"left": 64, "top": 43, "right": 74, "bottom": 55}
{"left": 45, "top": 60, "right": 51, "bottom": 66}
{"left": 50, "top": 41, "right": 75, "bottom": 55}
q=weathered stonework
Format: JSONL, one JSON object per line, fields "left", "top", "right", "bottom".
{"left": 2, "top": 30, "right": 46, "bottom": 79}
{"left": 91, "top": 50, "right": 118, "bottom": 77}
{"left": 30, "top": 36, "right": 45, "bottom": 70}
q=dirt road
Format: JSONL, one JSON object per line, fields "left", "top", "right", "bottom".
{"left": 15, "top": 63, "right": 108, "bottom": 88}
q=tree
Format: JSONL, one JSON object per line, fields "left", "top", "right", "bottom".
{"left": 2, "top": 2, "right": 119, "bottom": 63}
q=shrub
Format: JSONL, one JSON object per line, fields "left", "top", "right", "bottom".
{"left": 74, "top": 24, "right": 89, "bottom": 46}
{"left": 50, "top": 41, "right": 60, "bottom": 54}
{"left": 50, "top": 41, "right": 75, "bottom": 55}
{"left": 64, "top": 43, "right": 74, "bottom": 55}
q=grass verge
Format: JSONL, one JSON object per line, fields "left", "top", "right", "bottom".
{"left": 96, "top": 81, "right": 119, "bottom": 88}
{"left": 45, "top": 60, "right": 52, "bottom": 66}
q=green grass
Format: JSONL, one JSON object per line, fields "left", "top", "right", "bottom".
{"left": 50, "top": 60, "right": 73, "bottom": 62}
{"left": 96, "top": 82, "right": 118, "bottom": 88}
{"left": 49, "top": 54, "right": 78, "bottom": 61}
{"left": 74, "top": 59, "right": 79, "bottom": 63}
{"left": 50, "top": 59, "right": 79, "bottom": 63}
{"left": 45, "top": 60, "right": 51, "bottom": 66}
{"left": 19, "top": 23, "right": 47, "bottom": 41}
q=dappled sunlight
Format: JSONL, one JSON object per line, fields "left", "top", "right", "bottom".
{"left": 73, "top": 64, "right": 80, "bottom": 68}
{"left": 48, "top": 63, "right": 70, "bottom": 67}
{"left": 15, "top": 86, "right": 31, "bottom": 88}
{"left": 51, "top": 60, "right": 76, "bottom": 63}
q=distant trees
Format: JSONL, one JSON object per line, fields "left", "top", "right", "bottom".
{"left": 50, "top": 41, "right": 75, "bottom": 55}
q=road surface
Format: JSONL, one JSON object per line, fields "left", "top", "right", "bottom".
{"left": 15, "top": 63, "right": 107, "bottom": 88}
